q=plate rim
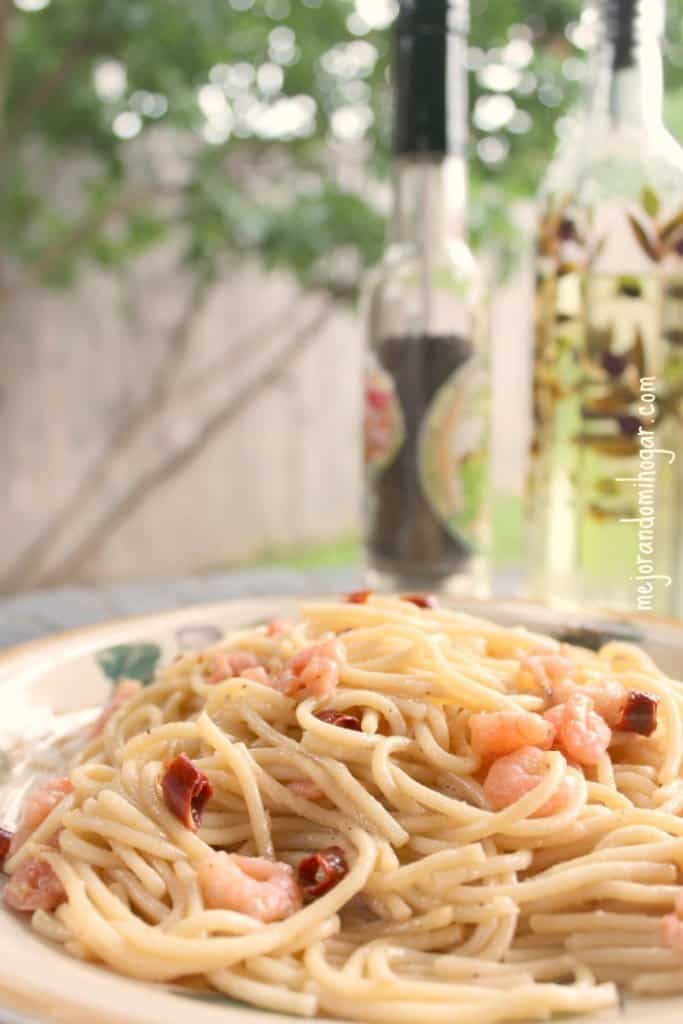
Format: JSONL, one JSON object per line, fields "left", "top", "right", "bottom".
{"left": 3, "top": 591, "right": 683, "bottom": 672}
{"left": 1, "top": 591, "right": 682, "bottom": 1024}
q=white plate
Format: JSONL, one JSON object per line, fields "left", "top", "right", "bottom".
{"left": 1, "top": 595, "right": 682, "bottom": 1024}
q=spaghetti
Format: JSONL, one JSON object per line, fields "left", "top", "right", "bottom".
{"left": 4, "top": 594, "right": 683, "bottom": 1022}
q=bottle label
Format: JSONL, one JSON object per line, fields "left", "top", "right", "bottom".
{"left": 365, "top": 334, "right": 487, "bottom": 569}
{"left": 364, "top": 362, "right": 405, "bottom": 473}
{"left": 418, "top": 358, "right": 488, "bottom": 539}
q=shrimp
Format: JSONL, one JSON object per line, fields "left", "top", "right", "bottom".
{"left": 661, "top": 892, "right": 683, "bottom": 954}
{"left": 8, "top": 777, "right": 73, "bottom": 858}
{"left": 198, "top": 852, "right": 302, "bottom": 922}
{"left": 267, "top": 617, "right": 294, "bottom": 637}
{"left": 206, "top": 650, "right": 260, "bottom": 685}
{"left": 469, "top": 710, "right": 555, "bottom": 760}
{"left": 550, "top": 678, "right": 658, "bottom": 736}
{"left": 240, "top": 666, "right": 272, "bottom": 686}
{"left": 92, "top": 679, "right": 141, "bottom": 736}
{"left": 518, "top": 653, "right": 575, "bottom": 695}
{"left": 661, "top": 914, "right": 683, "bottom": 954}
{"left": 550, "top": 676, "right": 623, "bottom": 723}
{"left": 4, "top": 858, "right": 66, "bottom": 913}
{"left": 277, "top": 639, "right": 345, "bottom": 701}
{"left": 483, "top": 746, "right": 576, "bottom": 817}
{"left": 544, "top": 692, "right": 611, "bottom": 766}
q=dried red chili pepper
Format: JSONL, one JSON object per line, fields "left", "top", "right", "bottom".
{"left": 162, "top": 754, "right": 213, "bottom": 831}
{"left": 616, "top": 691, "right": 659, "bottom": 736}
{"left": 297, "top": 845, "right": 348, "bottom": 898}
{"left": 315, "top": 709, "right": 362, "bottom": 731}
{"left": 0, "top": 828, "right": 13, "bottom": 870}
{"left": 401, "top": 593, "right": 438, "bottom": 610}
{"left": 345, "top": 590, "right": 373, "bottom": 604}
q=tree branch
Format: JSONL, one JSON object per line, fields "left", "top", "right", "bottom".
{"left": 0, "top": 267, "right": 211, "bottom": 593}
{"left": 29, "top": 185, "right": 178, "bottom": 285}
{"left": 178, "top": 300, "right": 310, "bottom": 405}
{"left": 37, "top": 297, "right": 335, "bottom": 586}
{"left": 0, "top": 182, "right": 181, "bottom": 307}
{"left": 0, "top": 283, "right": 303, "bottom": 593}
{"left": 8, "top": 39, "right": 93, "bottom": 141}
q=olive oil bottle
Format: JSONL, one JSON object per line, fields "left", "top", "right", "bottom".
{"left": 527, "top": 0, "right": 683, "bottom": 615}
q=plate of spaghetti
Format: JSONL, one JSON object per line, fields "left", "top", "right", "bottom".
{"left": 1, "top": 593, "right": 683, "bottom": 1024}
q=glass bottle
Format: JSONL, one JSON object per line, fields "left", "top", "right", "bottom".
{"left": 527, "top": 0, "right": 683, "bottom": 616}
{"left": 363, "top": 0, "right": 489, "bottom": 594}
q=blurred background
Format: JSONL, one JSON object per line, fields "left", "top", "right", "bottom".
{"left": 1, "top": 0, "right": 682, "bottom": 595}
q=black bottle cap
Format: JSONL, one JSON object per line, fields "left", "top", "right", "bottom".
{"left": 604, "top": 0, "right": 638, "bottom": 69}
{"left": 393, "top": 0, "right": 469, "bottom": 157}
{"left": 395, "top": 0, "right": 469, "bottom": 35}
{"left": 602, "top": 0, "right": 662, "bottom": 70}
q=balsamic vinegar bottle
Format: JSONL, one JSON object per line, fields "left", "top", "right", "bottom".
{"left": 527, "top": 0, "right": 683, "bottom": 616}
{"left": 363, "top": 0, "right": 489, "bottom": 593}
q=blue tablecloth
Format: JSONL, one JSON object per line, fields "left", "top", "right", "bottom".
{"left": 0, "top": 568, "right": 364, "bottom": 650}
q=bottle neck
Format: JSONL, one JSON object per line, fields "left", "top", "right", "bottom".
{"left": 393, "top": 14, "right": 468, "bottom": 157}
{"left": 584, "top": 0, "right": 664, "bottom": 130}
{"left": 392, "top": 155, "right": 467, "bottom": 249}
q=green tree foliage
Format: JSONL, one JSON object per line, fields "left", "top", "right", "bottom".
{"left": 1, "top": 0, "right": 682, "bottom": 299}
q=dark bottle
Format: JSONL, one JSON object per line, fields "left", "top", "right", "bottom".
{"left": 363, "top": 0, "right": 489, "bottom": 593}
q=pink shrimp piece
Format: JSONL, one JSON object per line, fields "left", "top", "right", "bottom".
{"left": 659, "top": 892, "right": 683, "bottom": 946}
{"left": 206, "top": 650, "right": 260, "bottom": 685}
{"left": 550, "top": 678, "right": 658, "bottom": 736}
{"left": 661, "top": 912, "right": 683, "bottom": 954}
{"left": 198, "top": 852, "right": 302, "bottom": 922}
{"left": 267, "top": 617, "right": 294, "bottom": 637}
{"left": 92, "top": 679, "right": 142, "bottom": 736}
{"left": 4, "top": 858, "right": 66, "bottom": 913}
{"left": 519, "top": 653, "right": 575, "bottom": 695}
{"left": 661, "top": 893, "right": 683, "bottom": 954}
{"left": 8, "top": 777, "right": 74, "bottom": 858}
{"left": 549, "top": 676, "right": 621, "bottom": 721}
{"left": 483, "top": 746, "right": 576, "bottom": 817}
{"left": 277, "top": 639, "right": 345, "bottom": 701}
{"left": 581, "top": 680, "right": 626, "bottom": 725}
{"left": 544, "top": 692, "right": 611, "bottom": 766}
{"left": 286, "top": 780, "right": 326, "bottom": 802}
{"left": 469, "top": 711, "right": 555, "bottom": 760}
{"left": 240, "top": 666, "right": 272, "bottom": 686}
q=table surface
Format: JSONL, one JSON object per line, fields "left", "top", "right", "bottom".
{"left": 0, "top": 566, "right": 522, "bottom": 651}
{"left": 0, "top": 568, "right": 365, "bottom": 650}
